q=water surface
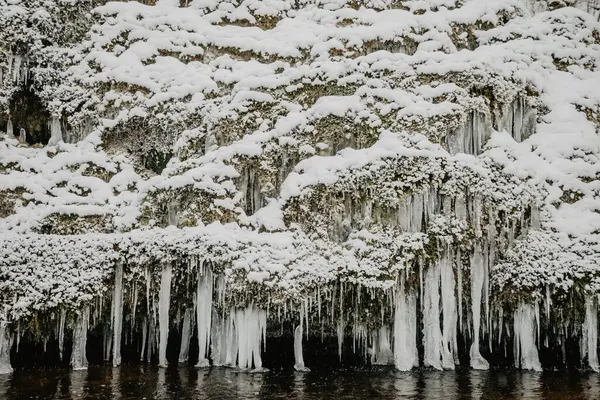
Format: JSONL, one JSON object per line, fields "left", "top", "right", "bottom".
{"left": 1, "top": 366, "right": 600, "bottom": 399}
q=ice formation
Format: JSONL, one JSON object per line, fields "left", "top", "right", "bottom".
{"left": 294, "top": 308, "right": 310, "bottom": 372}
{"left": 514, "top": 302, "right": 542, "bottom": 372}
{"left": 583, "top": 297, "right": 599, "bottom": 372}
{"left": 394, "top": 281, "right": 418, "bottom": 372}
{"left": 470, "top": 245, "right": 490, "bottom": 370}
{"left": 0, "top": 0, "right": 600, "bottom": 374}
{"left": 423, "top": 258, "right": 443, "bottom": 370}
{"left": 112, "top": 262, "right": 124, "bottom": 367}
{"left": 0, "top": 321, "right": 12, "bottom": 374}
{"left": 158, "top": 263, "right": 172, "bottom": 368}
{"left": 48, "top": 116, "right": 62, "bottom": 146}
{"left": 178, "top": 308, "right": 193, "bottom": 363}
{"left": 195, "top": 266, "right": 213, "bottom": 368}
{"left": 235, "top": 306, "right": 267, "bottom": 370}
{"left": 71, "top": 307, "right": 89, "bottom": 370}
{"left": 371, "top": 326, "right": 393, "bottom": 366}
{"left": 5, "top": 119, "right": 12, "bottom": 137}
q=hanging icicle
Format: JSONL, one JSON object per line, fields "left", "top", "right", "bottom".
{"left": 48, "top": 116, "right": 62, "bottom": 146}
{"left": 0, "top": 320, "right": 12, "bottom": 374}
{"left": 178, "top": 308, "right": 193, "bottom": 363}
{"left": 158, "top": 263, "right": 173, "bottom": 368}
{"left": 294, "top": 304, "right": 310, "bottom": 371}
{"left": 5, "top": 119, "right": 13, "bottom": 137}
{"left": 196, "top": 264, "right": 213, "bottom": 368}
{"left": 394, "top": 279, "right": 418, "bottom": 371}
{"left": 235, "top": 305, "right": 267, "bottom": 371}
{"left": 112, "top": 262, "right": 124, "bottom": 367}
{"left": 582, "top": 296, "right": 599, "bottom": 372}
{"left": 423, "top": 259, "right": 443, "bottom": 370}
{"left": 71, "top": 307, "right": 89, "bottom": 370}
{"left": 514, "top": 302, "right": 542, "bottom": 371}
{"left": 470, "top": 244, "right": 490, "bottom": 370}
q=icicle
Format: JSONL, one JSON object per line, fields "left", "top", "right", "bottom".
{"left": 394, "top": 280, "right": 418, "bottom": 371}
{"left": 140, "top": 318, "right": 147, "bottom": 361}
{"left": 71, "top": 307, "right": 89, "bottom": 370}
{"left": 0, "top": 320, "right": 12, "bottom": 374}
{"left": 112, "top": 261, "right": 124, "bottom": 367}
{"left": 470, "top": 244, "right": 489, "bottom": 370}
{"left": 196, "top": 266, "right": 213, "bottom": 368}
{"left": 103, "top": 324, "right": 112, "bottom": 362}
{"left": 48, "top": 116, "right": 62, "bottom": 146}
{"left": 583, "top": 296, "right": 599, "bottom": 372}
{"left": 210, "top": 310, "right": 238, "bottom": 367}
{"left": 294, "top": 304, "right": 310, "bottom": 371}
{"left": 440, "top": 248, "right": 457, "bottom": 369}
{"left": 58, "top": 309, "right": 66, "bottom": 361}
{"left": 5, "top": 119, "right": 13, "bottom": 137}
{"left": 158, "top": 263, "right": 173, "bottom": 368}
{"left": 178, "top": 308, "right": 193, "bottom": 363}
{"left": 167, "top": 201, "right": 178, "bottom": 227}
{"left": 513, "top": 302, "right": 542, "bottom": 371}
{"left": 531, "top": 206, "right": 541, "bottom": 230}
{"left": 372, "top": 326, "right": 393, "bottom": 365}
{"left": 457, "top": 249, "right": 463, "bottom": 334}
{"left": 19, "top": 128, "right": 26, "bottom": 142}
{"left": 235, "top": 305, "right": 267, "bottom": 371}
{"left": 423, "top": 260, "right": 443, "bottom": 370}
{"left": 336, "top": 318, "right": 344, "bottom": 362}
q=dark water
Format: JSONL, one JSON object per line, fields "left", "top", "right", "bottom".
{"left": 2, "top": 366, "right": 600, "bottom": 400}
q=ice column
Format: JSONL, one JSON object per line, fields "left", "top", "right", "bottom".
{"left": 211, "top": 312, "right": 238, "bottom": 367}
{"left": 440, "top": 249, "right": 457, "bottom": 369}
{"left": 19, "top": 128, "right": 26, "bottom": 142}
{"left": 423, "top": 261, "right": 443, "bottom": 370}
{"left": 470, "top": 246, "right": 489, "bottom": 370}
{"left": 394, "top": 282, "right": 418, "bottom": 371}
{"left": 0, "top": 321, "right": 12, "bottom": 374}
{"left": 112, "top": 262, "right": 124, "bottom": 367}
{"left": 371, "top": 326, "right": 394, "bottom": 365}
{"left": 48, "top": 116, "right": 62, "bottom": 145}
{"left": 196, "top": 267, "right": 213, "bottom": 368}
{"left": 158, "top": 263, "right": 173, "bottom": 368}
{"left": 235, "top": 305, "right": 267, "bottom": 370}
{"left": 178, "top": 309, "right": 193, "bottom": 363}
{"left": 5, "top": 119, "right": 12, "bottom": 137}
{"left": 513, "top": 302, "right": 542, "bottom": 371}
{"left": 58, "top": 309, "right": 66, "bottom": 361}
{"left": 71, "top": 307, "right": 89, "bottom": 370}
{"left": 583, "top": 296, "right": 599, "bottom": 372}
{"left": 294, "top": 306, "right": 310, "bottom": 371}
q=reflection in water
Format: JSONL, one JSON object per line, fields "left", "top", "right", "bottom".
{"left": 1, "top": 366, "right": 600, "bottom": 399}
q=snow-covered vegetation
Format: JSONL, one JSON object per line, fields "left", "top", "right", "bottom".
{"left": 1, "top": 0, "right": 600, "bottom": 373}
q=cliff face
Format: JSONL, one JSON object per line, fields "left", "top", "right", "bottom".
{"left": 1, "top": 0, "right": 600, "bottom": 373}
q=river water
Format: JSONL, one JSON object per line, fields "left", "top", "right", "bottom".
{"left": 2, "top": 366, "right": 600, "bottom": 399}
